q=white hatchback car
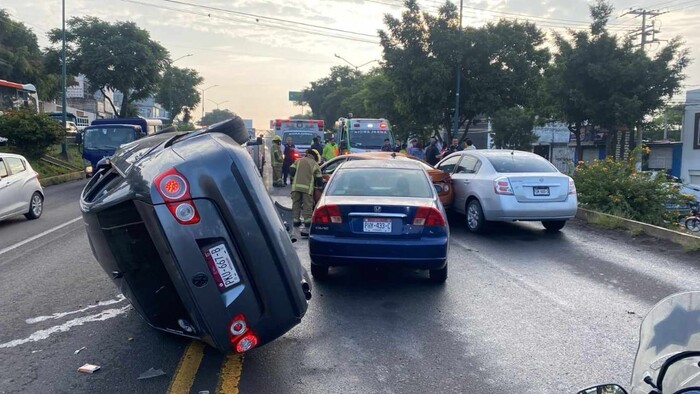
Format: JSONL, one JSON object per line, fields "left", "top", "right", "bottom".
{"left": 0, "top": 153, "right": 44, "bottom": 221}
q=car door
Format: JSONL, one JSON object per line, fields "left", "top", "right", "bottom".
{"left": 450, "top": 154, "right": 481, "bottom": 213}
{"left": 0, "top": 157, "right": 27, "bottom": 217}
{"left": 436, "top": 155, "right": 463, "bottom": 212}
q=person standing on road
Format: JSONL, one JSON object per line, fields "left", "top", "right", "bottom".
{"left": 323, "top": 136, "right": 339, "bottom": 161}
{"left": 408, "top": 141, "right": 424, "bottom": 160}
{"left": 271, "top": 135, "right": 284, "bottom": 187}
{"left": 394, "top": 139, "right": 402, "bottom": 153}
{"left": 464, "top": 138, "right": 476, "bottom": 150}
{"left": 290, "top": 149, "right": 323, "bottom": 234}
{"left": 444, "top": 137, "right": 462, "bottom": 157}
{"left": 425, "top": 137, "right": 442, "bottom": 166}
{"left": 381, "top": 138, "right": 393, "bottom": 152}
{"left": 282, "top": 136, "right": 295, "bottom": 185}
{"left": 311, "top": 136, "right": 324, "bottom": 158}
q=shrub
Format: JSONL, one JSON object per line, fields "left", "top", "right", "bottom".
{"left": 573, "top": 153, "right": 690, "bottom": 227}
{"left": 0, "top": 109, "right": 64, "bottom": 159}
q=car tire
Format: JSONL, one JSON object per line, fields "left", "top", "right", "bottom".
{"left": 542, "top": 220, "right": 566, "bottom": 232}
{"left": 429, "top": 265, "right": 447, "bottom": 283}
{"left": 310, "top": 264, "right": 329, "bottom": 280}
{"left": 24, "top": 192, "right": 43, "bottom": 220}
{"left": 466, "top": 199, "right": 486, "bottom": 234}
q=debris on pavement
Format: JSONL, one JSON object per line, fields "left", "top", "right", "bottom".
{"left": 127, "top": 337, "right": 134, "bottom": 342}
{"left": 74, "top": 347, "right": 87, "bottom": 354}
{"left": 137, "top": 367, "right": 167, "bottom": 380}
{"left": 78, "top": 364, "right": 101, "bottom": 373}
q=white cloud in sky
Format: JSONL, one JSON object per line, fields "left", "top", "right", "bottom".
{"left": 3, "top": 0, "right": 698, "bottom": 128}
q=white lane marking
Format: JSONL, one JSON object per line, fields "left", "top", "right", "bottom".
{"left": 0, "top": 305, "right": 131, "bottom": 349}
{"left": 0, "top": 216, "right": 82, "bottom": 256}
{"left": 26, "top": 295, "right": 126, "bottom": 324}
{"left": 451, "top": 238, "right": 573, "bottom": 310}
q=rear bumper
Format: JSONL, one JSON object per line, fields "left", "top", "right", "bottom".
{"left": 483, "top": 195, "right": 578, "bottom": 221}
{"left": 309, "top": 234, "right": 448, "bottom": 269}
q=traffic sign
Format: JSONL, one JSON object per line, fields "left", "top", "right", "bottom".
{"left": 288, "top": 91, "right": 304, "bottom": 101}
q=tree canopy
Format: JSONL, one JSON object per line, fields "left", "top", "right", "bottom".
{"left": 48, "top": 17, "right": 170, "bottom": 117}
{"left": 156, "top": 66, "right": 203, "bottom": 120}
{"left": 200, "top": 108, "right": 236, "bottom": 126}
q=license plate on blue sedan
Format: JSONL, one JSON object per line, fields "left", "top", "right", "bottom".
{"left": 203, "top": 243, "right": 240, "bottom": 290}
{"left": 533, "top": 186, "right": 550, "bottom": 196}
{"left": 363, "top": 218, "right": 392, "bottom": 233}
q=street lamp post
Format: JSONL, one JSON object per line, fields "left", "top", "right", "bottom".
{"left": 207, "top": 99, "right": 229, "bottom": 110}
{"left": 166, "top": 54, "right": 193, "bottom": 119}
{"left": 333, "top": 54, "right": 378, "bottom": 71}
{"left": 451, "top": 0, "right": 464, "bottom": 142}
{"left": 200, "top": 85, "right": 219, "bottom": 119}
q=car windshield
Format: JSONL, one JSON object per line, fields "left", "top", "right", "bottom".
{"left": 84, "top": 127, "right": 136, "bottom": 150}
{"left": 487, "top": 154, "right": 557, "bottom": 173}
{"left": 326, "top": 168, "right": 432, "bottom": 198}
{"left": 283, "top": 131, "right": 316, "bottom": 146}
{"left": 349, "top": 129, "right": 392, "bottom": 149}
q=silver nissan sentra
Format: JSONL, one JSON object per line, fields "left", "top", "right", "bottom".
{"left": 436, "top": 149, "right": 578, "bottom": 233}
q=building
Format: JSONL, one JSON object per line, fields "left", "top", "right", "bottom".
{"left": 532, "top": 122, "right": 574, "bottom": 173}
{"left": 112, "top": 91, "right": 169, "bottom": 119}
{"left": 64, "top": 74, "right": 115, "bottom": 119}
{"left": 681, "top": 89, "right": 700, "bottom": 184}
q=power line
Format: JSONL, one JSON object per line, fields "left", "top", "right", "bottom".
{"left": 622, "top": 8, "right": 666, "bottom": 52}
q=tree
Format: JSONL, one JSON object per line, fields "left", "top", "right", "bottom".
{"left": 200, "top": 109, "right": 236, "bottom": 126}
{"left": 48, "top": 17, "right": 170, "bottom": 117}
{"left": 491, "top": 107, "right": 537, "bottom": 150}
{"left": 644, "top": 104, "right": 683, "bottom": 141}
{"left": 0, "top": 10, "right": 62, "bottom": 101}
{"left": 289, "top": 112, "right": 313, "bottom": 119}
{"left": 0, "top": 109, "right": 63, "bottom": 159}
{"left": 302, "top": 66, "right": 365, "bottom": 127}
{"left": 156, "top": 66, "right": 203, "bottom": 120}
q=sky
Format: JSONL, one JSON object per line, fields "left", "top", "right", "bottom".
{"left": 3, "top": 0, "right": 699, "bottom": 129}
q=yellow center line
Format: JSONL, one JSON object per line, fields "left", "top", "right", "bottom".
{"left": 167, "top": 340, "right": 206, "bottom": 394}
{"left": 217, "top": 353, "right": 245, "bottom": 394}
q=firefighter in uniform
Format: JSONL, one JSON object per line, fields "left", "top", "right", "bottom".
{"left": 271, "top": 135, "right": 284, "bottom": 187}
{"left": 290, "top": 149, "right": 323, "bottom": 233}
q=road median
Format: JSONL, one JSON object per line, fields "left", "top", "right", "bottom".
{"left": 576, "top": 207, "right": 700, "bottom": 251}
{"left": 40, "top": 171, "right": 85, "bottom": 187}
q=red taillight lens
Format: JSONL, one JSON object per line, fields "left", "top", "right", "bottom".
{"left": 154, "top": 168, "right": 200, "bottom": 225}
{"left": 228, "top": 314, "right": 259, "bottom": 353}
{"left": 569, "top": 178, "right": 577, "bottom": 195}
{"left": 312, "top": 204, "right": 342, "bottom": 224}
{"left": 493, "top": 177, "right": 514, "bottom": 195}
{"left": 413, "top": 207, "right": 446, "bottom": 226}
{"left": 235, "top": 333, "right": 259, "bottom": 353}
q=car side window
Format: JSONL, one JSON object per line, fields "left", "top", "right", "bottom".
{"left": 0, "top": 159, "right": 7, "bottom": 178}
{"left": 437, "top": 155, "right": 461, "bottom": 173}
{"left": 456, "top": 155, "right": 479, "bottom": 174}
{"left": 6, "top": 157, "right": 26, "bottom": 175}
{"left": 322, "top": 158, "right": 346, "bottom": 175}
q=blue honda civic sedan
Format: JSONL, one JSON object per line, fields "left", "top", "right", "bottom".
{"left": 308, "top": 159, "right": 449, "bottom": 283}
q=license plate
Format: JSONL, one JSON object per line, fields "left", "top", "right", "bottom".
{"left": 363, "top": 218, "right": 392, "bottom": 233}
{"left": 533, "top": 186, "right": 550, "bottom": 196}
{"left": 204, "top": 243, "right": 240, "bottom": 290}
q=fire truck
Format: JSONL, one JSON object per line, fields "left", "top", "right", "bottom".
{"left": 271, "top": 119, "right": 325, "bottom": 161}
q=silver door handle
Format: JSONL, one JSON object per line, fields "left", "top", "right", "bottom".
{"left": 463, "top": 180, "right": 470, "bottom": 184}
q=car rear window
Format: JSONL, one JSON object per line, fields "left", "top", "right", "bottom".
{"left": 487, "top": 155, "right": 557, "bottom": 173}
{"left": 327, "top": 168, "right": 433, "bottom": 198}
{"left": 6, "top": 157, "right": 26, "bottom": 175}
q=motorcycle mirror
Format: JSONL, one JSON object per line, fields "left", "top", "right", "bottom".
{"left": 576, "top": 384, "right": 628, "bottom": 394}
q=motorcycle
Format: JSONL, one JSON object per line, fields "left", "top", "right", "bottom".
{"left": 577, "top": 291, "right": 700, "bottom": 394}
{"left": 685, "top": 205, "right": 699, "bottom": 232}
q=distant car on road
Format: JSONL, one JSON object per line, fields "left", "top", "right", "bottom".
{"left": 436, "top": 149, "right": 577, "bottom": 233}
{"left": 309, "top": 159, "right": 449, "bottom": 283}
{"left": 319, "top": 151, "right": 454, "bottom": 208}
{"left": 0, "top": 152, "right": 43, "bottom": 222}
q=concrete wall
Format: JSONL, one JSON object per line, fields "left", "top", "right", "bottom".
{"left": 681, "top": 89, "right": 700, "bottom": 184}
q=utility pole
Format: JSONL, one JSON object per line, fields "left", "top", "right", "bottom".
{"left": 450, "top": 0, "right": 464, "bottom": 142}
{"left": 622, "top": 8, "right": 665, "bottom": 169}
{"left": 60, "top": 0, "right": 68, "bottom": 160}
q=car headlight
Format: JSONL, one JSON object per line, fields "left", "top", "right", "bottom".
{"left": 85, "top": 165, "right": 93, "bottom": 174}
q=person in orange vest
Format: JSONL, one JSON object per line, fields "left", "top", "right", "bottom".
{"left": 323, "top": 136, "right": 339, "bottom": 161}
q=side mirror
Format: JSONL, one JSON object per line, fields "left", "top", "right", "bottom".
{"left": 576, "top": 384, "right": 628, "bottom": 394}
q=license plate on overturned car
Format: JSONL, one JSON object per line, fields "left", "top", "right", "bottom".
{"left": 363, "top": 218, "right": 392, "bottom": 233}
{"left": 203, "top": 243, "right": 241, "bottom": 290}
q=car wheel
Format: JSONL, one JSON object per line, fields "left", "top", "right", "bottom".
{"left": 466, "top": 199, "right": 485, "bottom": 233}
{"left": 310, "top": 263, "right": 329, "bottom": 280}
{"left": 25, "top": 192, "right": 43, "bottom": 220}
{"left": 429, "top": 265, "right": 447, "bottom": 283}
{"left": 542, "top": 220, "right": 566, "bottom": 232}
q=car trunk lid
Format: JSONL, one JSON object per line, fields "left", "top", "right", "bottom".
{"left": 506, "top": 174, "right": 570, "bottom": 203}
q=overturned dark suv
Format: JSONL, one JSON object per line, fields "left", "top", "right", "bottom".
{"left": 80, "top": 117, "right": 311, "bottom": 353}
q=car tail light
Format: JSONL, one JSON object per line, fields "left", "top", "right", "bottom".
{"left": 569, "top": 178, "right": 577, "bottom": 195}
{"left": 413, "top": 207, "right": 446, "bottom": 226}
{"left": 494, "top": 177, "right": 514, "bottom": 195}
{"left": 154, "top": 167, "right": 200, "bottom": 225}
{"left": 227, "top": 314, "right": 259, "bottom": 353}
{"left": 312, "top": 204, "right": 342, "bottom": 224}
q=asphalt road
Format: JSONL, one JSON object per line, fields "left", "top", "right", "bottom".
{"left": 1, "top": 178, "right": 698, "bottom": 393}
